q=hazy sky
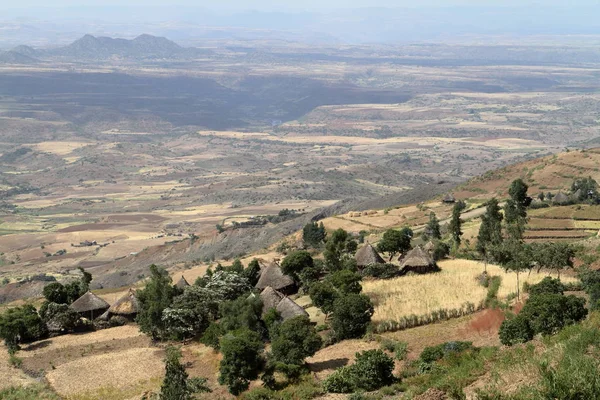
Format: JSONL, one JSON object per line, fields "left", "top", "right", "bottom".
{"left": 2, "top": 0, "right": 599, "bottom": 11}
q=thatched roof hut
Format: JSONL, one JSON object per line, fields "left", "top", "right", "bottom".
{"left": 355, "top": 243, "right": 385, "bottom": 267}
{"left": 442, "top": 193, "right": 456, "bottom": 203}
{"left": 423, "top": 241, "right": 436, "bottom": 253}
{"left": 400, "top": 246, "right": 437, "bottom": 274}
{"left": 70, "top": 291, "right": 110, "bottom": 320}
{"left": 108, "top": 288, "right": 139, "bottom": 318}
{"left": 276, "top": 297, "right": 309, "bottom": 321}
{"left": 571, "top": 188, "right": 582, "bottom": 201}
{"left": 175, "top": 276, "right": 190, "bottom": 289}
{"left": 553, "top": 192, "right": 570, "bottom": 205}
{"left": 255, "top": 263, "right": 297, "bottom": 295}
{"left": 259, "top": 286, "right": 285, "bottom": 315}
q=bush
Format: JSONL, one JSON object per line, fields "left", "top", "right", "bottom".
{"left": 352, "top": 350, "right": 395, "bottom": 391}
{"left": 200, "top": 322, "right": 223, "bottom": 350}
{"left": 527, "top": 277, "right": 564, "bottom": 296}
{"left": 420, "top": 341, "right": 474, "bottom": 363}
{"left": 326, "top": 270, "right": 362, "bottom": 295}
{"left": 522, "top": 293, "right": 587, "bottom": 336}
{"left": 323, "top": 366, "right": 356, "bottom": 393}
{"left": 331, "top": 294, "right": 374, "bottom": 340}
{"left": 309, "top": 281, "right": 337, "bottom": 314}
{"left": 360, "top": 263, "right": 399, "bottom": 279}
{"left": 380, "top": 339, "right": 408, "bottom": 360}
{"left": 160, "top": 347, "right": 210, "bottom": 399}
{"left": 323, "top": 350, "right": 395, "bottom": 393}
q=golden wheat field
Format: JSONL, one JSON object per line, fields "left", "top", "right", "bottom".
{"left": 362, "top": 259, "right": 579, "bottom": 323}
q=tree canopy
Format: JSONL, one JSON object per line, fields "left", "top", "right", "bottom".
{"left": 377, "top": 227, "right": 412, "bottom": 261}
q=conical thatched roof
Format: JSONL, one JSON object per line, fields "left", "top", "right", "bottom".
{"left": 259, "top": 286, "right": 285, "bottom": 314}
{"left": 255, "top": 263, "right": 295, "bottom": 291}
{"left": 70, "top": 291, "right": 110, "bottom": 313}
{"left": 355, "top": 243, "right": 385, "bottom": 266}
{"left": 424, "top": 241, "right": 436, "bottom": 252}
{"left": 276, "top": 297, "right": 309, "bottom": 321}
{"left": 400, "top": 246, "right": 434, "bottom": 269}
{"left": 108, "top": 289, "right": 139, "bottom": 316}
{"left": 553, "top": 192, "right": 570, "bottom": 205}
{"left": 175, "top": 276, "right": 190, "bottom": 289}
{"left": 442, "top": 193, "right": 456, "bottom": 203}
{"left": 571, "top": 188, "right": 582, "bottom": 201}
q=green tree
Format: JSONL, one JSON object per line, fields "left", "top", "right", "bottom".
{"left": 41, "top": 302, "right": 80, "bottom": 333}
{"left": 202, "top": 271, "right": 252, "bottom": 301}
{"left": 229, "top": 259, "right": 244, "bottom": 274}
{"left": 490, "top": 239, "right": 532, "bottom": 300}
{"left": 162, "top": 286, "right": 220, "bottom": 340}
{"left": 351, "top": 349, "right": 395, "bottom": 391}
{"left": 326, "top": 270, "right": 362, "bottom": 295}
{"left": 476, "top": 198, "right": 504, "bottom": 271}
{"left": 0, "top": 305, "right": 47, "bottom": 354}
{"left": 270, "top": 315, "right": 322, "bottom": 366}
{"left": 331, "top": 293, "right": 374, "bottom": 340}
{"left": 219, "top": 329, "right": 265, "bottom": 395}
{"left": 572, "top": 176, "right": 598, "bottom": 202}
{"left": 324, "top": 228, "right": 351, "bottom": 271}
{"left": 42, "top": 282, "right": 69, "bottom": 304}
{"left": 448, "top": 202, "right": 464, "bottom": 249}
{"left": 377, "top": 227, "right": 412, "bottom": 261}
{"left": 505, "top": 179, "right": 530, "bottom": 240}
{"left": 531, "top": 242, "right": 575, "bottom": 279}
{"left": 281, "top": 251, "right": 314, "bottom": 282}
{"left": 160, "top": 347, "right": 210, "bottom": 400}
{"left": 219, "top": 295, "right": 266, "bottom": 339}
{"left": 242, "top": 259, "right": 261, "bottom": 286}
{"left": 424, "top": 212, "right": 441, "bottom": 241}
{"left": 509, "top": 178, "right": 530, "bottom": 210}
{"left": 136, "top": 265, "right": 179, "bottom": 340}
{"left": 309, "top": 281, "right": 338, "bottom": 314}
{"left": 303, "top": 222, "right": 326, "bottom": 248}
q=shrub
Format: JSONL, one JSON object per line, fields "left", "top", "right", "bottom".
{"left": 331, "top": 294, "right": 374, "bottom": 340}
{"left": 326, "top": 270, "right": 362, "bottom": 294}
{"left": 219, "top": 295, "right": 266, "bottom": 339}
{"left": 527, "top": 277, "right": 564, "bottom": 296}
{"left": 136, "top": 265, "right": 179, "bottom": 340}
{"left": 420, "top": 341, "right": 474, "bottom": 363}
{"left": 352, "top": 350, "right": 395, "bottom": 391}
{"left": 503, "top": 319, "right": 529, "bottom": 347}
{"left": 361, "top": 263, "right": 399, "bottom": 279}
{"left": 200, "top": 322, "right": 223, "bottom": 350}
{"left": 160, "top": 347, "right": 210, "bottom": 400}
{"left": 309, "top": 281, "right": 337, "bottom": 314}
{"left": 380, "top": 339, "right": 408, "bottom": 360}
{"left": 323, "top": 366, "right": 356, "bottom": 393}
{"left": 323, "top": 350, "right": 395, "bottom": 393}
{"left": 219, "top": 329, "right": 265, "bottom": 395}
{"left": 420, "top": 345, "right": 445, "bottom": 364}
{"left": 240, "top": 387, "right": 275, "bottom": 400}
{"left": 521, "top": 293, "right": 587, "bottom": 336}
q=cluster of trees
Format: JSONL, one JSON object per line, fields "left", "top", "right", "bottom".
{"left": 135, "top": 261, "right": 324, "bottom": 395}
{"left": 323, "top": 349, "right": 395, "bottom": 393}
{"left": 0, "top": 268, "right": 94, "bottom": 354}
{"left": 499, "top": 277, "right": 587, "bottom": 345}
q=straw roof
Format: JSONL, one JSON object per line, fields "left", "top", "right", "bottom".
{"left": 255, "top": 263, "right": 295, "bottom": 291}
{"left": 571, "top": 188, "right": 582, "bottom": 201}
{"left": 355, "top": 243, "right": 385, "bottom": 266}
{"left": 423, "top": 241, "right": 436, "bottom": 252}
{"left": 553, "top": 192, "right": 570, "bottom": 205}
{"left": 108, "top": 289, "right": 140, "bottom": 316}
{"left": 70, "top": 291, "right": 110, "bottom": 313}
{"left": 259, "top": 286, "right": 285, "bottom": 314}
{"left": 175, "top": 276, "right": 190, "bottom": 289}
{"left": 276, "top": 297, "right": 309, "bottom": 321}
{"left": 442, "top": 193, "right": 456, "bottom": 203}
{"left": 400, "top": 246, "right": 435, "bottom": 269}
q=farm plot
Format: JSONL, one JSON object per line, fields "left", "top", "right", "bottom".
{"left": 362, "top": 259, "right": 578, "bottom": 324}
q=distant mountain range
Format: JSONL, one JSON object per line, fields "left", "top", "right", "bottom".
{"left": 0, "top": 34, "right": 210, "bottom": 63}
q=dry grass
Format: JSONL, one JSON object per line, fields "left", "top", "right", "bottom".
{"left": 363, "top": 259, "right": 579, "bottom": 323}
{"left": 46, "top": 347, "right": 164, "bottom": 399}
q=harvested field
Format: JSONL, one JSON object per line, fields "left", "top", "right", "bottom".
{"left": 362, "top": 259, "right": 578, "bottom": 323}
{"left": 46, "top": 347, "right": 164, "bottom": 399}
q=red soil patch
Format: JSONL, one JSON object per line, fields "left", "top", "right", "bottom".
{"left": 466, "top": 303, "right": 524, "bottom": 335}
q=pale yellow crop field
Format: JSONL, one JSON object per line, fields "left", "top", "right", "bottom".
{"left": 363, "top": 259, "right": 578, "bottom": 323}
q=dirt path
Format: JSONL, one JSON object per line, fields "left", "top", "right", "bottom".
{"left": 0, "top": 345, "right": 38, "bottom": 391}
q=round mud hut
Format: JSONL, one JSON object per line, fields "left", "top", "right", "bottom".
{"left": 355, "top": 243, "right": 385, "bottom": 268}
{"left": 175, "top": 276, "right": 190, "bottom": 290}
{"left": 259, "top": 286, "right": 285, "bottom": 315}
{"left": 108, "top": 288, "right": 140, "bottom": 321}
{"left": 70, "top": 291, "right": 110, "bottom": 320}
{"left": 400, "top": 246, "right": 437, "bottom": 274}
{"left": 255, "top": 263, "right": 297, "bottom": 295}
{"left": 276, "top": 296, "right": 309, "bottom": 321}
